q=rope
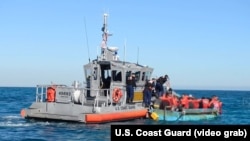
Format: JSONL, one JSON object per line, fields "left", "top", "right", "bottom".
{"left": 176, "top": 110, "right": 185, "bottom": 121}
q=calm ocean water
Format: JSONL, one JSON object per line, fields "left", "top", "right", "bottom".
{"left": 0, "top": 87, "right": 249, "bottom": 141}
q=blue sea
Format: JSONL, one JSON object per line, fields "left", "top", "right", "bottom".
{"left": 0, "top": 87, "right": 250, "bottom": 141}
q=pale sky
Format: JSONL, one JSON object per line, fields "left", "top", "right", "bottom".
{"left": 0, "top": 0, "right": 249, "bottom": 90}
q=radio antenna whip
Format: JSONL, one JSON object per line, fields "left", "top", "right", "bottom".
{"left": 137, "top": 46, "right": 139, "bottom": 65}
{"left": 123, "top": 39, "right": 126, "bottom": 65}
{"left": 84, "top": 17, "right": 90, "bottom": 62}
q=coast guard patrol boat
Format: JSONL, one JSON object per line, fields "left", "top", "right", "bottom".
{"left": 20, "top": 13, "right": 154, "bottom": 123}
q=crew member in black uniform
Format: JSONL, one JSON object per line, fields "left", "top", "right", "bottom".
{"left": 126, "top": 73, "right": 136, "bottom": 103}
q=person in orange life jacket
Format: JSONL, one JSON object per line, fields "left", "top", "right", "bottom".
{"left": 126, "top": 73, "right": 136, "bottom": 103}
{"left": 188, "top": 95, "right": 200, "bottom": 109}
{"left": 171, "top": 94, "right": 181, "bottom": 111}
{"left": 209, "top": 95, "right": 222, "bottom": 113}
{"left": 187, "top": 95, "right": 195, "bottom": 109}
{"left": 180, "top": 94, "right": 189, "bottom": 109}
{"left": 176, "top": 96, "right": 184, "bottom": 111}
{"left": 193, "top": 98, "right": 201, "bottom": 109}
{"left": 159, "top": 88, "right": 174, "bottom": 110}
{"left": 209, "top": 95, "right": 218, "bottom": 108}
{"left": 186, "top": 95, "right": 201, "bottom": 109}
{"left": 218, "top": 100, "right": 223, "bottom": 114}
{"left": 199, "top": 97, "right": 210, "bottom": 109}
{"left": 143, "top": 80, "right": 153, "bottom": 107}
{"left": 159, "top": 92, "right": 171, "bottom": 109}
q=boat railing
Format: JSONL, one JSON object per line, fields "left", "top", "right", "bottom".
{"left": 91, "top": 88, "right": 111, "bottom": 107}
{"left": 163, "top": 105, "right": 172, "bottom": 121}
{"left": 35, "top": 85, "right": 127, "bottom": 108}
{"left": 35, "top": 85, "right": 50, "bottom": 102}
{"left": 35, "top": 84, "right": 77, "bottom": 103}
{"left": 91, "top": 87, "right": 127, "bottom": 108}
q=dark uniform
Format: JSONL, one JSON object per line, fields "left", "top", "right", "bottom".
{"left": 126, "top": 74, "right": 136, "bottom": 103}
{"left": 143, "top": 80, "right": 153, "bottom": 107}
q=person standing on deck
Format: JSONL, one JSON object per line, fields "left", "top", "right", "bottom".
{"left": 155, "top": 78, "right": 163, "bottom": 98}
{"left": 163, "top": 75, "right": 171, "bottom": 93}
{"left": 143, "top": 80, "right": 153, "bottom": 107}
{"left": 126, "top": 73, "right": 136, "bottom": 103}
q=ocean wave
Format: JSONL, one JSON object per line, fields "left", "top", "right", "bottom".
{"left": 0, "top": 121, "right": 31, "bottom": 127}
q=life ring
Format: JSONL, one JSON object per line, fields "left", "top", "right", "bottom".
{"left": 112, "top": 88, "right": 123, "bottom": 103}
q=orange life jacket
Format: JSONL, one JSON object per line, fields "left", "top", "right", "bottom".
{"left": 202, "top": 99, "right": 210, "bottom": 109}
{"left": 193, "top": 99, "right": 200, "bottom": 109}
{"left": 181, "top": 97, "right": 189, "bottom": 109}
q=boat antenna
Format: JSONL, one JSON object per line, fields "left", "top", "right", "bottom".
{"left": 137, "top": 46, "right": 139, "bottom": 65}
{"left": 101, "top": 13, "right": 111, "bottom": 59}
{"left": 84, "top": 17, "right": 90, "bottom": 63}
{"left": 123, "top": 38, "right": 126, "bottom": 65}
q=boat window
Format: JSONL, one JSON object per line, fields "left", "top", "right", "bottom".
{"left": 126, "top": 71, "right": 131, "bottom": 82}
{"left": 145, "top": 71, "right": 152, "bottom": 81}
{"left": 126, "top": 71, "right": 131, "bottom": 78}
{"left": 85, "top": 68, "right": 91, "bottom": 88}
{"left": 135, "top": 71, "right": 140, "bottom": 82}
{"left": 93, "top": 67, "right": 98, "bottom": 80}
{"left": 126, "top": 71, "right": 140, "bottom": 82}
{"left": 105, "top": 70, "right": 111, "bottom": 79}
{"left": 142, "top": 72, "right": 145, "bottom": 81}
{"left": 112, "top": 70, "right": 122, "bottom": 81}
{"left": 85, "top": 69, "right": 91, "bottom": 80}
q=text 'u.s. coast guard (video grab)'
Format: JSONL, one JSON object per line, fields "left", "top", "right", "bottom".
{"left": 111, "top": 126, "right": 249, "bottom": 139}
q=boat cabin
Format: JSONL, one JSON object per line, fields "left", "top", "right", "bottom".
{"left": 84, "top": 47, "right": 153, "bottom": 102}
